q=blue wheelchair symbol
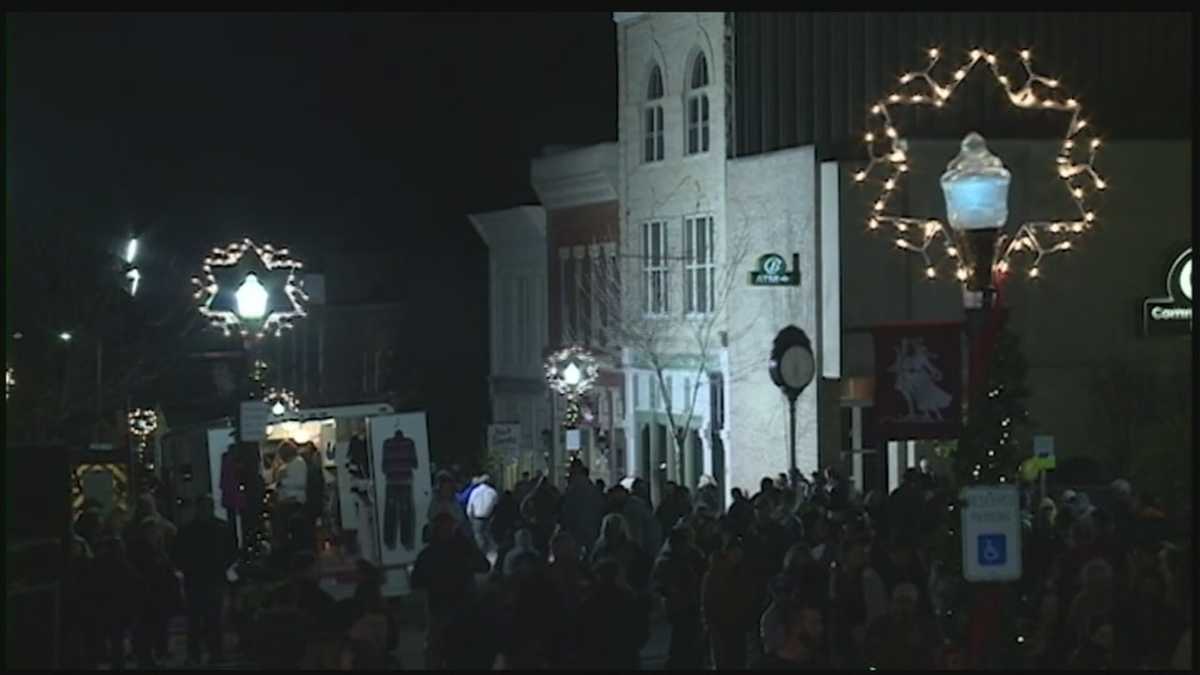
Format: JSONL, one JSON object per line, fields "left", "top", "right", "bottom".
{"left": 978, "top": 534, "right": 1007, "bottom": 566}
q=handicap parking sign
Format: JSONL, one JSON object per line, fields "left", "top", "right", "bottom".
{"left": 961, "top": 486, "right": 1021, "bottom": 582}
{"left": 978, "top": 534, "right": 1007, "bottom": 566}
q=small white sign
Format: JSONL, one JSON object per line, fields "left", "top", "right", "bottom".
{"left": 565, "top": 429, "right": 582, "bottom": 451}
{"left": 960, "top": 485, "right": 1022, "bottom": 583}
{"left": 239, "top": 400, "right": 270, "bottom": 442}
{"left": 1033, "top": 435, "right": 1054, "bottom": 460}
{"left": 488, "top": 423, "right": 521, "bottom": 460}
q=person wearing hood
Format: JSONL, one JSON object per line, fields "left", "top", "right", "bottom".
{"left": 695, "top": 474, "right": 721, "bottom": 515}
{"left": 757, "top": 599, "right": 829, "bottom": 669}
{"left": 577, "top": 557, "right": 648, "bottom": 669}
{"left": 502, "top": 529, "right": 540, "bottom": 577}
{"left": 126, "top": 493, "right": 180, "bottom": 667}
{"left": 521, "top": 473, "right": 561, "bottom": 555}
{"left": 703, "top": 524, "right": 756, "bottom": 669}
{"left": 608, "top": 484, "right": 662, "bottom": 561}
{"left": 653, "top": 526, "right": 707, "bottom": 669}
{"left": 590, "top": 512, "right": 652, "bottom": 594}
{"left": 559, "top": 464, "right": 605, "bottom": 558}
{"left": 545, "top": 531, "right": 591, "bottom": 667}
{"left": 863, "top": 582, "right": 941, "bottom": 669}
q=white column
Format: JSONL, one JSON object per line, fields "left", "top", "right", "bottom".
{"left": 720, "top": 348, "right": 732, "bottom": 510}
{"left": 623, "top": 348, "right": 637, "bottom": 480}
{"left": 887, "top": 440, "right": 902, "bottom": 494}
{"left": 573, "top": 245, "right": 587, "bottom": 345}
{"left": 906, "top": 440, "right": 917, "bottom": 470}
{"left": 558, "top": 248, "right": 572, "bottom": 344}
{"left": 701, "top": 420, "right": 714, "bottom": 477}
{"left": 819, "top": 160, "right": 841, "bottom": 379}
{"left": 589, "top": 244, "right": 602, "bottom": 346}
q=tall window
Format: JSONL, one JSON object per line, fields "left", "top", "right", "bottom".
{"left": 685, "top": 215, "right": 715, "bottom": 314}
{"left": 642, "top": 221, "right": 669, "bottom": 316}
{"left": 644, "top": 65, "right": 665, "bottom": 163}
{"left": 685, "top": 52, "right": 710, "bottom": 155}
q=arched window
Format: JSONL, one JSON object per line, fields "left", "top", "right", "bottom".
{"left": 685, "top": 52, "right": 710, "bottom": 155}
{"left": 644, "top": 64, "right": 665, "bottom": 163}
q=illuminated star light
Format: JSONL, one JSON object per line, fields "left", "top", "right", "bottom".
{"left": 191, "top": 238, "right": 309, "bottom": 340}
{"left": 544, "top": 346, "right": 600, "bottom": 398}
{"left": 266, "top": 388, "right": 301, "bottom": 416}
{"left": 855, "top": 47, "right": 1106, "bottom": 284}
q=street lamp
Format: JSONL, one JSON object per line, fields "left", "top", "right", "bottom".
{"left": 768, "top": 326, "right": 816, "bottom": 474}
{"left": 265, "top": 387, "right": 300, "bottom": 417}
{"left": 941, "top": 132, "right": 1011, "bottom": 297}
{"left": 544, "top": 346, "right": 599, "bottom": 478}
{"left": 59, "top": 331, "right": 73, "bottom": 342}
{"left": 128, "top": 407, "right": 159, "bottom": 479}
{"left": 192, "top": 238, "right": 308, "bottom": 341}
{"left": 234, "top": 273, "right": 270, "bottom": 320}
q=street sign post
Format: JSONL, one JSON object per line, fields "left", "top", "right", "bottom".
{"left": 960, "top": 485, "right": 1022, "bottom": 583}
{"left": 487, "top": 423, "right": 521, "bottom": 461}
{"left": 239, "top": 400, "right": 270, "bottom": 442}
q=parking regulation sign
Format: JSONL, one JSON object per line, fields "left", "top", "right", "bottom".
{"left": 960, "top": 485, "right": 1022, "bottom": 582}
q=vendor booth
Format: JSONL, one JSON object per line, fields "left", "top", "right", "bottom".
{"left": 159, "top": 402, "right": 432, "bottom": 598}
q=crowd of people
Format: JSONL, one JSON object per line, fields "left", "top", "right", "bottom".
{"left": 61, "top": 439, "right": 397, "bottom": 670}
{"left": 60, "top": 451, "right": 1193, "bottom": 670}
{"left": 413, "top": 459, "right": 1193, "bottom": 670}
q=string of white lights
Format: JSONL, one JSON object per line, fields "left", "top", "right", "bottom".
{"left": 192, "top": 239, "right": 309, "bottom": 339}
{"left": 544, "top": 346, "right": 600, "bottom": 398}
{"left": 855, "top": 47, "right": 1106, "bottom": 282}
{"left": 265, "top": 387, "right": 301, "bottom": 414}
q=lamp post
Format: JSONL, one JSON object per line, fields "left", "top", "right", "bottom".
{"left": 193, "top": 238, "right": 308, "bottom": 561}
{"left": 545, "top": 346, "right": 599, "bottom": 484}
{"left": 768, "top": 326, "right": 816, "bottom": 474}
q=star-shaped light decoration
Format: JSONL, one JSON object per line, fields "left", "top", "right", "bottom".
{"left": 544, "top": 346, "right": 599, "bottom": 398}
{"left": 545, "top": 346, "right": 600, "bottom": 431}
{"left": 265, "top": 388, "right": 301, "bottom": 417}
{"left": 128, "top": 407, "right": 160, "bottom": 472}
{"left": 128, "top": 408, "right": 159, "bottom": 438}
{"left": 192, "top": 238, "right": 309, "bottom": 340}
{"left": 855, "top": 47, "right": 1107, "bottom": 287}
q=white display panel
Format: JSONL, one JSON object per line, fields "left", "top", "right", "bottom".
{"left": 368, "top": 412, "right": 433, "bottom": 568}
{"left": 207, "top": 428, "right": 236, "bottom": 522}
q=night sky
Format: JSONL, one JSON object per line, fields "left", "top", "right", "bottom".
{"left": 6, "top": 12, "right": 616, "bottom": 460}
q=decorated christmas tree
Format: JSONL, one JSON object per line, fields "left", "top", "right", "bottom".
{"left": 955, "top": 324, "right": 1033, "bottom": 487}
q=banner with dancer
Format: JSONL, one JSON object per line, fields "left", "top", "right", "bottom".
{"left": 873, "top": 322, "right": 963, "bottom": 440}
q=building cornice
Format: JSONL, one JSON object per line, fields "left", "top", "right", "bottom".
{"left": 612, "top": 12, "right": 647, "bottom": 24}
{"left": 468, "top": 205, "right": 547, "bottom": 249}
{"left": 530, "top": 143, "right": 619, "bottom": 211}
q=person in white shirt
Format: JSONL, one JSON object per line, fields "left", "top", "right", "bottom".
{"left": 272, "top": 443, "right": 308, "bottom": 559}
{"left": 466, "top": 475, "right": 499, "bottom": 556}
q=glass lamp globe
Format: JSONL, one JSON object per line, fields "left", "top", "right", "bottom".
{"left": 272, "top": 401, "right": 286, "bottom": 416}
{"left": 562, "top": 363, "right": 582, "bottom": 387}
{"left": 940, "top": 132, "right": 1011, "bottom": 232}
{"left": 235, "top": 273, "right": 269, "bottom": 320}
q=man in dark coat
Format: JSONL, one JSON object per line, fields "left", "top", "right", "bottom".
{"left": 175, "top": 496, "right": 234, "bottom": 665}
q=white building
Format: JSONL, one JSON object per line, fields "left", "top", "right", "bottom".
{"left": 469, "top": 206, "right": 552, "bottom": 479}
{"left": 614, "top": 12, "right": 842, "bottom": 505}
